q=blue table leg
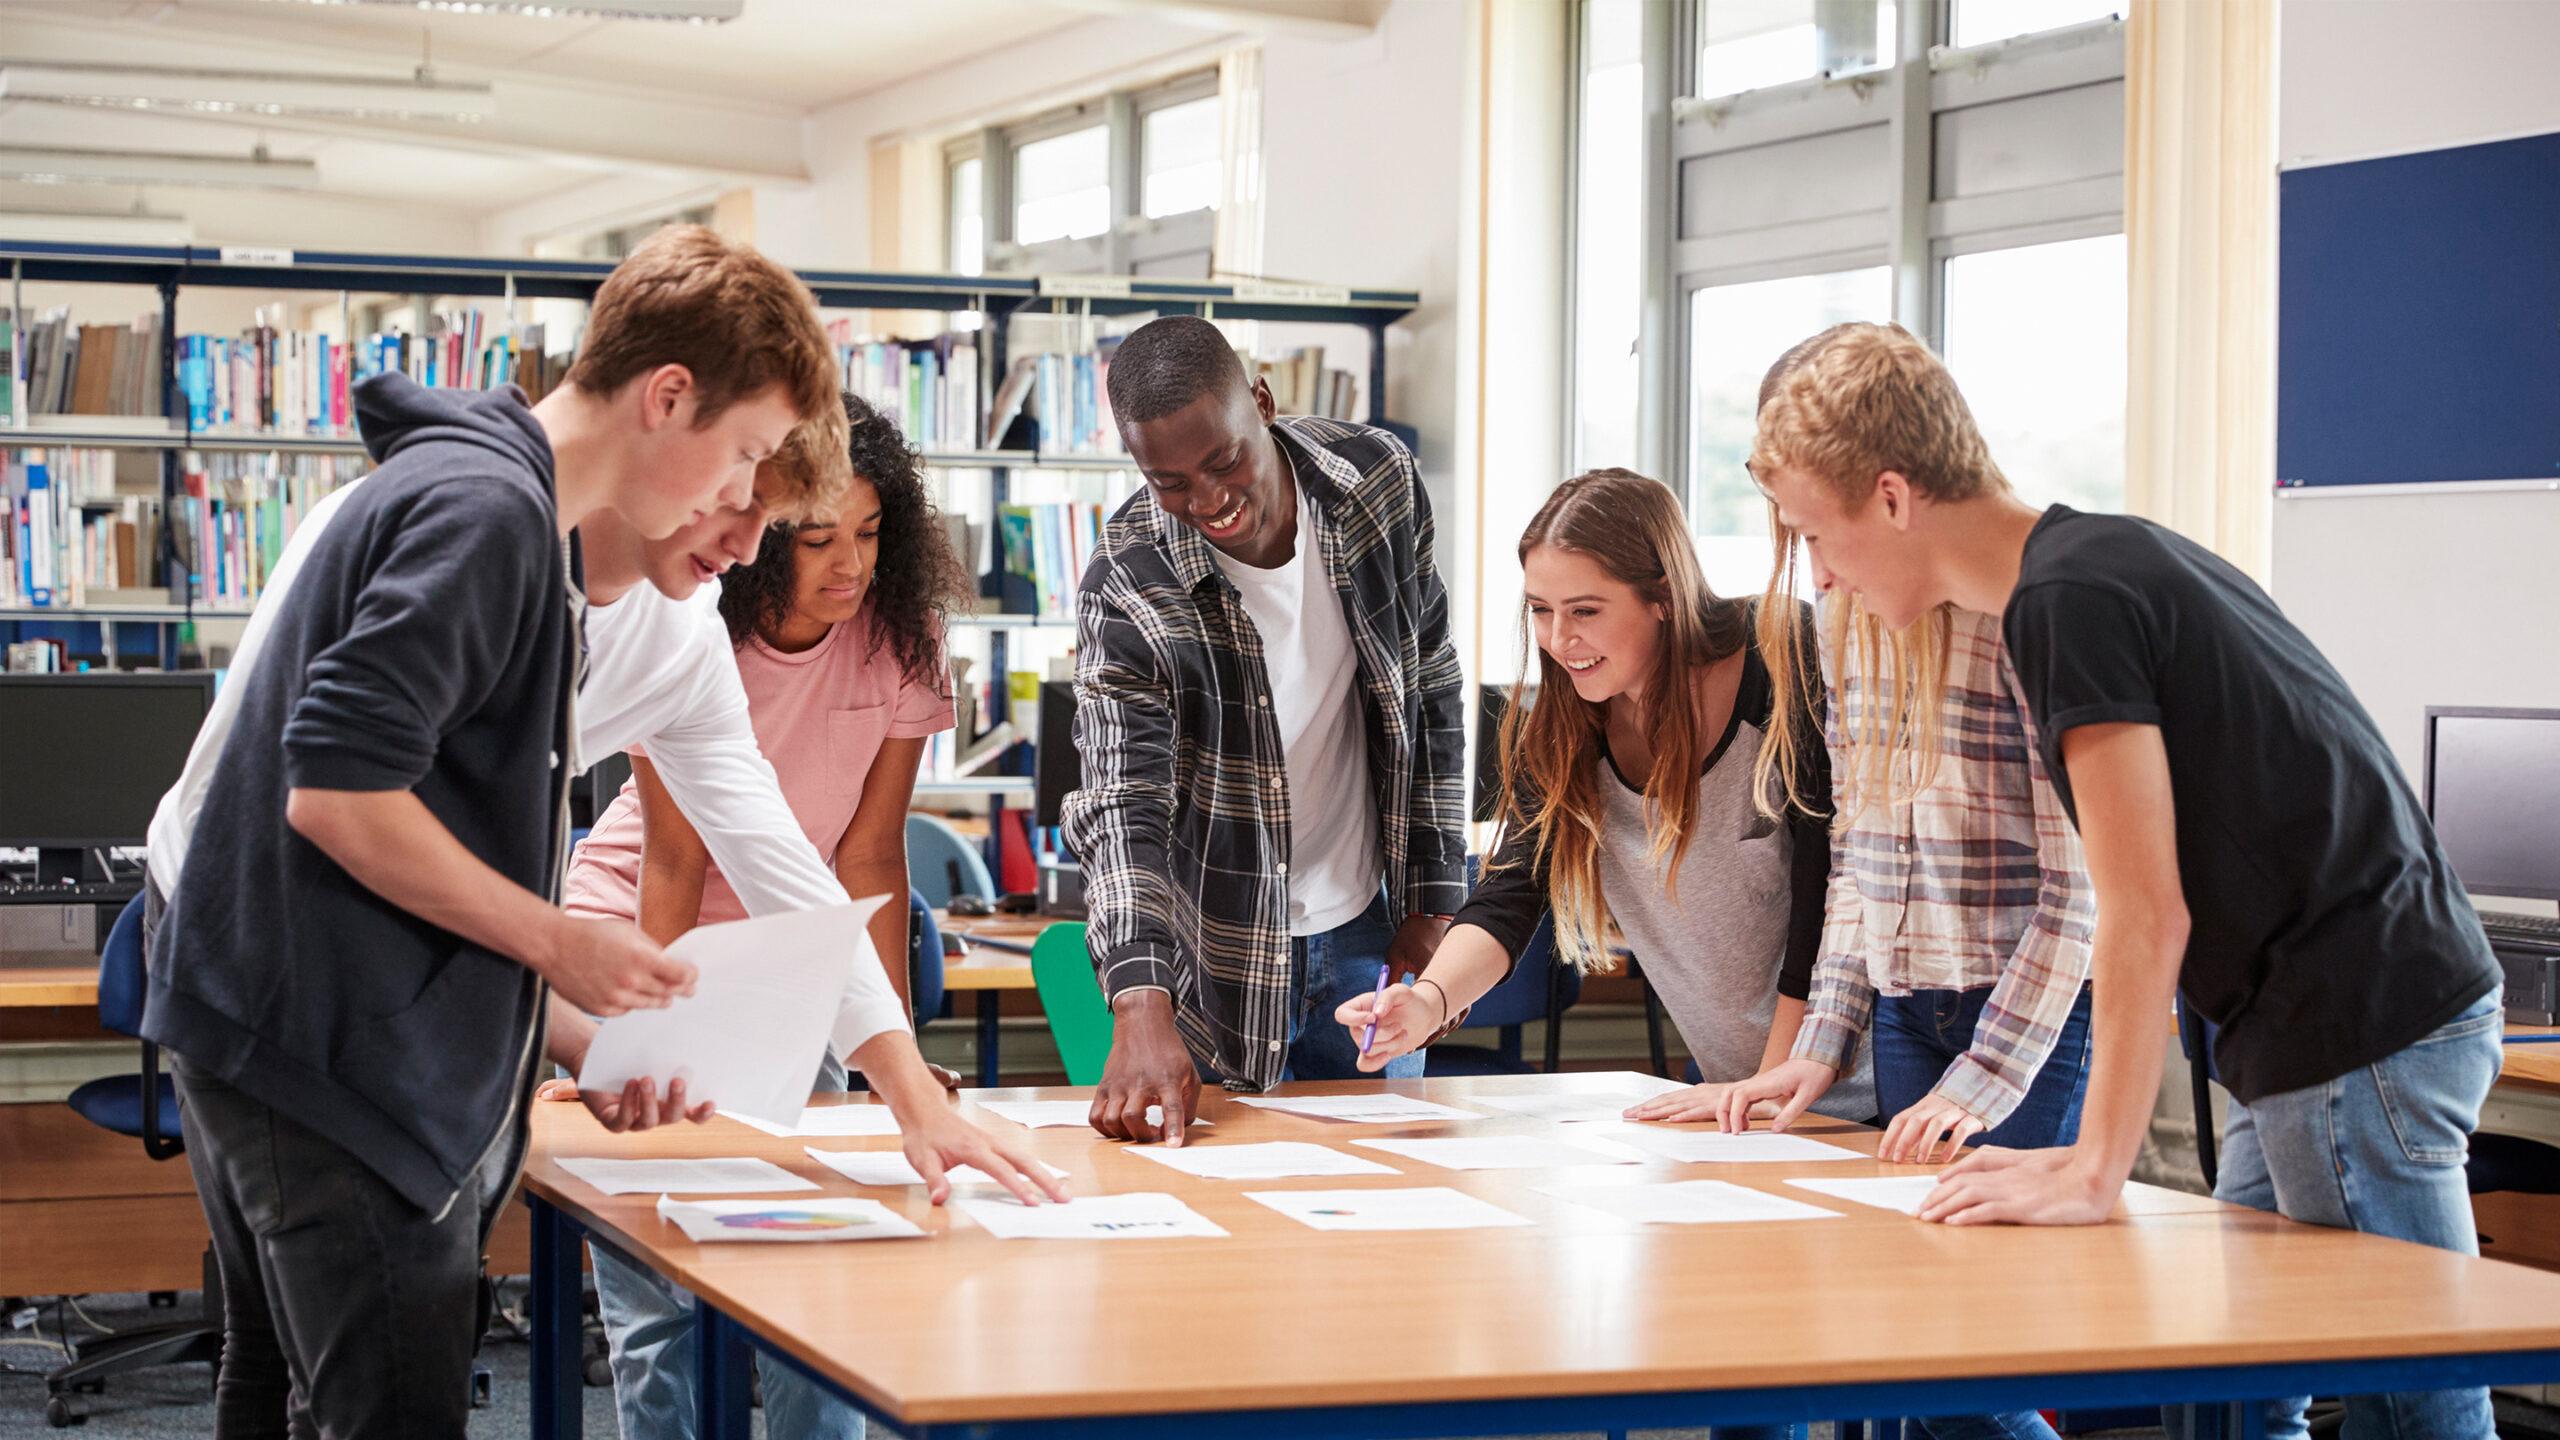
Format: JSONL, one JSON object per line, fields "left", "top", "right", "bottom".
{"left": 526, "top": 1196, "right": 582, "bottom": 1440}
{"left": 697, "top": 1302, "right": 753, "bottom": 1440}
{"left": 978, "top": 990, "right": 1001, "bottom": 1088}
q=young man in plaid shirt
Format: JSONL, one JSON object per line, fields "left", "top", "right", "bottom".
{"left": 1062, "top": 316, "right": 1468, "bottom": 1144}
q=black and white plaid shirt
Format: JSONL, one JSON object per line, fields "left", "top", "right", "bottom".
{"left": 1062, "top": 416, "right": 1469, "bottom": 1092}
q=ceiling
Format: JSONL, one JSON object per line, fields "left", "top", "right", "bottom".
{"left": 0, "top": 0, "right": 1102, "bottom": 231}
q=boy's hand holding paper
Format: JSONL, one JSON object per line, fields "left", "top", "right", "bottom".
{"left": 579, "top": 897, "right": 890, "bottom": 1129}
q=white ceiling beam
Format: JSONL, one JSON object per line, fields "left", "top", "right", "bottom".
{"left": 1035, "top": 0, "right": 1384, "bottom": 41}
{"left": 0, "top": 14, "right": 811, "bottom": 183}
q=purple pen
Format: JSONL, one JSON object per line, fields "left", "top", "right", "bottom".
{"left": 1359, "top": 961, "right": 1391, "bottom": 1056}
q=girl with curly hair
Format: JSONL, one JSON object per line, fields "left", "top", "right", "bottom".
{"left": 566, "top": 392, "right": 981, "bottom": 1440}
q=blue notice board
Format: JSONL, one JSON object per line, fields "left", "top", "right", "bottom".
{"left": 2277, "top": 128, "right": 2560, "bottom": 488}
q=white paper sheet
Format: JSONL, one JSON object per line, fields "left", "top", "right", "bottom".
{"left": 1785, "top": 1175, "right": 1944, "bottom": 1215}
{"left": 1535, "top": 1179, "right": 1845, "bottom": 1225}
{"left": 1231, "top": 1094, "right": 1478, "bottom": 1124}
{"left": 955, "top": 1192, "right": 1228, "bottom": 1239}
{"left": 556, "top": 1156, "right": 819, "bottom": 1197}
{"left": 1590, "top": 1125, "right": 1866, "bottom": 1164}
{"left": 654, "top": 1195, "right": 924, "bottom": 1243}
{"left": 1128, "top": 1141, "right": 1401, "bottom": 1180}
{"left": 975, "top": 1100, "right": 1207, "bottom": 1131}
{"left": 723, "top": 1103, "right": 904, "bottom": 1138}
{"left": 1351, "top": 1135, "right": 1647, "bottom": 1170}
{"left": 1464, "top": 1085, "right": 1689, "bottom": 1125}
{"left": 1246, "top": 1187, "right": 1535, "bottom": 1231}
{"left": 578, "top": 896, "right": 891, "bottom": 1129}
{"left": 804, "top": 1147, "right": 1069, "bottom": 1188}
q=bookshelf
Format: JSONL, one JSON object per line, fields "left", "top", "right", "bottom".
{"left": 0, "top": 239, "right": 1419, "bottom": 868}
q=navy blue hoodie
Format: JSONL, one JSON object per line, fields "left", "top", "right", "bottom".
{"left": 144, "top": 374, "right": 576, "bottom": 1217}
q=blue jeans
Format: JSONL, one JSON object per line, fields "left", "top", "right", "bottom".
{"left": 2178, "top": 991, "right": 2503, "bottom": 1440}
{"left": 1873, "top": 984, "right": 2095, "bottom": 1440}
{"left": 593, "top": 1052, "right": 862, "bottom": 1440}
{"left": 1282, "top": 889, "right": 1424, "bottom": 1082}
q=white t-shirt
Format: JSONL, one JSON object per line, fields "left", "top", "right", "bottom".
{"left": 144, "top": 480, "right": 909, "bottom": 1060}
{"left": 1209, "top": 473, "right": 1382, "bottom": 936}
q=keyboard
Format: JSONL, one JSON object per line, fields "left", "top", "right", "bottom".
{"left": 2482, "top": 912, "right": 2560, "bottom": 945}
{"left": 0, "top": 879, "right": 142, "bottom": 905}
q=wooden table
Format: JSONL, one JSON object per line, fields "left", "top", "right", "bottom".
{"left": 520, "top": 1074, "right": 2560, "bottom": 1440}
{"left": 2504, "top": 1021, "right": 2560, "bottom": 1094}
{"left": 935, "top": 911, "right": 1054, "bottom": 1087}
{"left": 0, "top": 965, "right": 99, "bottom": 1008}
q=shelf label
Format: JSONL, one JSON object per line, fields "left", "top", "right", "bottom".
{"left": 217, "top": 246, "right": 295, "bottom": 268}
{"left": 1229, "top": 279, "right": 1353, "bottom": 306}
{"left": 1036, "top": 275, "right": 1134, "bottom": 299}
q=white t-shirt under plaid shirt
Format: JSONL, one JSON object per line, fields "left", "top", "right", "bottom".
{"left": 1790, "top": 604, "right": 2096, "bottom": 1126}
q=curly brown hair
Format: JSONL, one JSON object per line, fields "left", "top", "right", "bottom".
{"left": 717, "top": 392, "right": 976, "bottom": 690}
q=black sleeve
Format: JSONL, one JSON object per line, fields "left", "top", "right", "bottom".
{"left": 1448, "top": 802, "right": 1550, "bottom": 980}
{"left": 1776, "top": 607, "right": 1830, "bottom": 1002}
{"left": 2000, "top": 579, "right": 2165, "bottom": 781}
{"left": 283, "top": 476, "right": 556, "bottom": 792}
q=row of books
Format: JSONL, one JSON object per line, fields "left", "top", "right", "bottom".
{"left": 3, "top": 447, "right": 364, "bottom": 610}
{"left": 831, "top": 327, "right": 983, "bottom": 451}
{"left": 11, "top": 310, "right": 168, "bottom": 421}
{"left": 1254, "top": 344, "right": 1363, "bottom": 422}
{"left": 994, "top": 500, "right": 1107, "bottom": 618}
{"left": 990, "top": 352, "right": 1124, "bottom": 457}
{"left": 167, "top": 452, "right": 368, "bottom": 608}
{"left": 177, "top": 317, "right": 559, "bottom": 437}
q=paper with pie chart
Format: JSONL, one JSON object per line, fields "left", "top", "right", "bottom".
{"left": 654, "top": 1195, "right": 924, "bottom": 1243}
{"left": 1246, "top": 1187, "right": 1534, "bottom": 1231}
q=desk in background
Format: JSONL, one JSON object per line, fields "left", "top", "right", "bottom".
{"left": 934, "top": 911, "right": 1052, "bottom": 1087}
{"left": 523, "top": 1074, "right": 2560, "bottom": 1440}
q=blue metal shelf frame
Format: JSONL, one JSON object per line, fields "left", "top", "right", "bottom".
{"left": 526, "top": 1198, "right": 2559, "bottom": 1440}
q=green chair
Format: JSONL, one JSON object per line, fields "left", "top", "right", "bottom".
{"left": 1029, "top": 922, "right": 1115, "bottom": 1086}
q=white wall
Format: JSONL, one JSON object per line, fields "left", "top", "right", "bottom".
{"left": 2273, "top": 0, "right": 2560, "bottom": 776}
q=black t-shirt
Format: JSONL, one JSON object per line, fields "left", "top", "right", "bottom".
{"left": 2002, "top": 506, "right": 2497, "bottom": 1103}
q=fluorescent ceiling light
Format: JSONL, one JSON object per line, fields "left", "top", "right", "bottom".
{"left": 0, "top": 63, "right": 494, "bottom": 123}
{"left": 0, "top": 208, "right": 192, "bottom": 244}
{"left": 268, "top": 0, "right": 741, "bottom": 18}
{"left": 0, "top": 145, "right": 320, "bottom": 190}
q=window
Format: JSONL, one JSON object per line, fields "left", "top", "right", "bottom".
{"left": 1949, "top": 0, "right": 2121, "bottom": 49}
{"left": 1013, "top": 126, "right": 1111, "bottom": 246}
{"left": 1941, "top": 233, "right": 2126, "bottom": 512}
{"left": 1141, "top": 95, "right": 1221, "bottom": 220}
{"left": 1686, "top": 267, "right": 1892, "bottom": 595}
{"left": 1571, "top": 0, "right": 1645, "bottom": 473}
{"left": 1696, "top": 0, "right": 1895, "bottom": 101}
{"left": 948, "top": 154, "right": 984, "bottom": 278}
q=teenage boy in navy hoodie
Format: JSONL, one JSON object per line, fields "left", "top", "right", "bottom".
{"left": 141, "top": 224, "right": 846, "bottom": 1440}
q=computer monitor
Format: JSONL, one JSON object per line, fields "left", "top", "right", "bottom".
{"left": 1035, "top": 681, "right": 1081, "bottom": 829}
{"left": 2423, "top": 706, "right": 2560, "bottom": 903}
{"left": 0, "top": 673, "right": 215, "bottom": 877}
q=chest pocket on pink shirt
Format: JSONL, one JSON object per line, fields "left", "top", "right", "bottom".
{"left": 825, "top": 703, "right": 892, "bottom": 806}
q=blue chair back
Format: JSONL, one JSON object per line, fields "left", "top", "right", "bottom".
{"left": 906, "top": 814, "right": 997, "bottom": 909}
{"left": 908, "top": 889, "right": 946, "bottom": 1027}
{"left": 97, "top": 893, "right": 148, "bottom": 1038}
{"left": 1463, "top": 913, "right": 1579, "bottom": 1028}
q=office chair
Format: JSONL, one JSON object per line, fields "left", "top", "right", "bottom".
{"left": 45, "top": 894, "right": 221, "bottom": 1428}
{"left": 907, "top": 890, "right": 949, "bottom": 1027}
{"left": 905, "top": 814, "right": 997, "bottom": 909}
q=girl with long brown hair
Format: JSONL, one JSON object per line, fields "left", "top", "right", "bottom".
{"left": 1338, "top": 468, "right": 1874, "bottom": 1131}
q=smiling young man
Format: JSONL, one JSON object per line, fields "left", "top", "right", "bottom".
{"left": 140, "top": 225, "right": 853, "bottom": 1440}
{"left": 1751, "top": 322, "right": 2502, "bottom": 1440}
{"left": 1062, "top": 315, "right": 1467, "bottom": 1143}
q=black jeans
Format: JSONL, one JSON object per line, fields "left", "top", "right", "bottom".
{"left": 154, "top": 872, "right": 516, "bottom": 1440}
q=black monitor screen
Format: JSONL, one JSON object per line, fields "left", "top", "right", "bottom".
{"left": 0, "top": 674, "right": 214, "bottom": 847}
{"left": 2425, "top": 708, "right": 2560, "bottom": 902}
{"left": 1036, "top": 681, "right": 1081, "bottom": 829}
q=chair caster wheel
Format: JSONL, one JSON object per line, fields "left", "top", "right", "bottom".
{"left": 45, "top": 1393, "right": 86, "bottom": 1427}
{"left": 584, "top": 1354, "right": 613, "bottom": 1388}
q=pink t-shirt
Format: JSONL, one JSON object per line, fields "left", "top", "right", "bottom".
{"left": 564, "top": 605, "right": 954, "bottom": 926}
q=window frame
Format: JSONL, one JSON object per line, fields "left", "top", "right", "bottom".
{"left": 1586, "top": 0, "right": 2127, "bottom": 525}
{"left": 962, "top": 67, "right": 1223, "bottom": 281}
